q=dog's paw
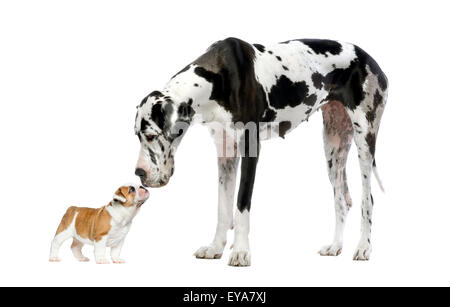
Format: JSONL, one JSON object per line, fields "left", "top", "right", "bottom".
{"left": 96, "top": 258, "right": 110, "bottom": 264}
{"left": 228, "top": 250, "right": 251, "bottom": 267}
{"left": 353, "top": 242, "right": 372, "bottom": 261}
{"left": 319, "top": 243, "right": 342, "bottom": 256}
{"left": 77, "top": 257, "right": 90, "bottom": 262}
{"left": 194, "top": 245, "right": 223, "bottom": 259}
{"left": 49, "top": 257, "right": 61, "bottom": 262}
{"left": 112, "top": 258, "right": 125, "bottom": 264}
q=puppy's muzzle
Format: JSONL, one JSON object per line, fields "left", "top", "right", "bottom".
{"left": 136, "top": 186, "right": 149, "bottom": 207}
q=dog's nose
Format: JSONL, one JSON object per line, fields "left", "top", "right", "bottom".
{"left": 135, "top": 168, "right": 147, "bottom": 181}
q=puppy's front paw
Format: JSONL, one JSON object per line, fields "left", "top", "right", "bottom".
{"left": 228, "top": 250, "right": 250, "bottom": 267}
{"left": 49, "top": 257, "right": 61, "bottom": 262}
{"left": 194, "top": 244, "right": 223, "bottom": 259}
{"left": 112, "top": 258, "right": 126, "bottom": 264}
{"left": 319, "top": 243, "right": 342, "bottom": 256}
{"left": 353, "top": 242, "right": 372, "bottom": 261}
{"left": 96, "top": 258, "right": 110, "bottom": 264}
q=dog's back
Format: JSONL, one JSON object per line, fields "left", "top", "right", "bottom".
{"left": 54, "top": 206, "right": 111, "bottom": 242}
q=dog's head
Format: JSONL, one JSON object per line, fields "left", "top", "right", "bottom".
{"left": 134, "top": 91, "right": 194, "bottom": 187}
{"left": 112, "top": 184, "right": 149, "bottom": 208}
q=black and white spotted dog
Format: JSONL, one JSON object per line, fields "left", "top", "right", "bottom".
{"left": 134, "top": 37, "right": 388, "bottom": 266}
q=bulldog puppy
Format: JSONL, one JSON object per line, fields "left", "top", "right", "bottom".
{"left": 49, "top": 184, "right": 149, "bottom": 264}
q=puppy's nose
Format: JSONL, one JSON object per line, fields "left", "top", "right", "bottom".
{"left": 135, "top": 168, "right": 147, "bottom": 181}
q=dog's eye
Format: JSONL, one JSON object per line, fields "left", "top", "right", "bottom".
{"left": 146, "top": 135, "right": 156, "bottom": 142}
{"left": 129, "top": 186, "right": 135, "bottom": 193}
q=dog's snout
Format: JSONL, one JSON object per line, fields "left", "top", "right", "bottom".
{"left": 135, "top": 168, "right": 147, "bottom": 180}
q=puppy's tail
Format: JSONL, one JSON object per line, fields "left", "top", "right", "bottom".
{"left": 372, "top": 159, "right": 385, "bottom": 193}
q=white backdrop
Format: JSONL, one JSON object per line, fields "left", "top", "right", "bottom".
{"left": 1, "top": 0, "right": 449, "bottom": 286}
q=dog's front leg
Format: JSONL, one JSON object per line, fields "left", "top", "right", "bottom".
{"left": 194, "top": 131, "right": 239, "bottom": 259}
{"left": 94, "top": 238, "right": 109, "bottom": 264}
{"left": 110, "top": 239, "right": 125, "bottom": 264}
{"left": 229, "top": 144, "right": 259, "bottom": 267}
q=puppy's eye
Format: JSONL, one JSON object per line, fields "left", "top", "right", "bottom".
{"left": 146, "top": 135, "right": 156, "bottom": 142}
{"left": 129, "top": 186, "right": 135, "bottom": 193}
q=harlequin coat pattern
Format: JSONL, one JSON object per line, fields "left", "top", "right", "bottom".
{"left": 134, "top": 37, "right": 388, "bottom": 266}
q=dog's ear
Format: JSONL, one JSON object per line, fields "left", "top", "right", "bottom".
{"left": 177, "top": 100, "right": 194, "bottom": 122}
{"left": 112, "top": 186, "right": 134, "bottom": 206}
{"left": 170, "top": 101, "right": 194, "bottom": 140}
{"left": 150, "top": 103, "right": 165, "bottom": 130}
{"left": 150, "top": 102, "right": 176, "bottom": 132}
{"left": 112, "top": 187, "right": 127, "bottom": 205}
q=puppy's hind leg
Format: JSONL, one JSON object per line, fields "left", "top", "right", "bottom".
{"left": 49, "top": 230, "right": 72, "bottom": 262}
{"left": 71, "top": 239, "right": 89, "bottom": 262}
{"left": 319, "top": 100, "right": 353, "bottom": 257}
{"left": 49, "top": 208, "right": 76, "bottom": 262}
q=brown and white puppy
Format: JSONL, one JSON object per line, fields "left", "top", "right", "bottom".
{"left": 49, "top": 184, "right": 149, "bottom": 264}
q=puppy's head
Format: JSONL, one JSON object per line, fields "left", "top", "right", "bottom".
{"left": 112, "top": 183, "right": 149, "bottom": 208}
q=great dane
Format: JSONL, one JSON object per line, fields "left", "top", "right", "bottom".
{"left": 134, "top": 37, "right": 388, "bottom": 266}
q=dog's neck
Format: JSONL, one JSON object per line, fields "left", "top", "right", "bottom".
{"left": 161, "top": 65, "right": 231, "bottom": 126}
{"left": 106, "top": 202, "right": 138, "bottom": 226}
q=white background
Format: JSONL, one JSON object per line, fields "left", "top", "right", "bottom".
{"left": 1, "top": 0, "right": 449, "bottom": 286}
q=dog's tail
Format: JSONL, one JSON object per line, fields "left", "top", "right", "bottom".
{"left": 372, "top": 159, "right": 385, "bottom": 193}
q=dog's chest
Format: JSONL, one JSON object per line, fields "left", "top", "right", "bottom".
{"left": 106, "top": 223, "right": 131, "bottom": 247}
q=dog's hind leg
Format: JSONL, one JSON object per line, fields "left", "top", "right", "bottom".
{"left": 71, "top": 238, "right": 89, "bottom": 262}
{"left": 319, "top": 100, "right": 353, "bottom": 257}
{"left": 347, "top": 73, "right": 387, "bottom": 261}
{"left": 49, "top": 208, "right": 76, "bottom": 262}
{"left": 194, "top": 128, "right": 239, "bottom": 260}
{"left": 49, "top": 229, "right": 72, "bottom": 262}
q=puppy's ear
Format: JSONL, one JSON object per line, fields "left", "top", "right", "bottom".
{"left": 112, "top": 187, "right": 127, "bottom": 205}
